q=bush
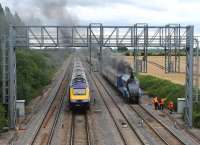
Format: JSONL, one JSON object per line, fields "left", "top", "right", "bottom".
{"left": 0, "top": 48, "right": 68, "bottom": 129}
{"left": 193, "top": 112, "right": 200, "bottom": 128}
{"left": 138, "top": 75, "right": 185, "bottom": 108}
{"left": 193, "top": 102, "right": 200, "bottom": 128}
{"left": 16, "top": 49, "right": 66, "bottom": 103}
{"left": 138, "top": 75, "right": 200, "bottom": 128}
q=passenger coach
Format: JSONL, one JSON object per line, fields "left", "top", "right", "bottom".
{"left": 69, "top": 58, "right": 90, "bottom": 110}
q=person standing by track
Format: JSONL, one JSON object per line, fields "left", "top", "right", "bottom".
{"left": 159, "top": 98, "right": 165, "bottom": 111}
{"left": 152, "top": 96, "right": 159, "bottom": 110}
{"left": 168, "top": 101, "right": 174, "bottom": 114}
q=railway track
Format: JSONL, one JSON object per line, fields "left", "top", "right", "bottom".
{"left": 69, "top": 113, "right": 91, "bottom": 145}
{"left": 84, "top": 58, "right": 190, "bottom": 145}
{"left": 162, "top": 109, "right": 200, "bottom": 144}
{"left": 29, "top": 60, "right": 72, "bottom": 145}
{"left": 47, "top": 82, "right": 71, "bottom": 145}
{"left": 91, "top": 73, "right": 145, "bottom": 145}
{"left": 130, "top": 105, "right": 185, "bottom": 145}
{"left": 94, "top": 72, "right": 186, "bottom": 145}
{"left": 94, "top": 73, "right": 169, "bottom": 145}
{"left": 84, "top": 57, "right": 198, "bottom": 144}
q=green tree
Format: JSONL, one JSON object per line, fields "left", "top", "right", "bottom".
{"left": 16, "top": 49, "right": 67, "bottom": 103}
{"left": 16, "top": 49, "right": 53, "bottom": 102}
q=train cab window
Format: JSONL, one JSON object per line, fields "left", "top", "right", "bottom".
{"left": 72, "top": 78, "right": 86, "bottom": 84}
{"left": 75, "top": 74, "right": 84, "bottom": 78}
{"left": 73, "top": 88, "right": 86, "bottom": 95}
{"left": 74, "top": 68, "right": 83, "bottom": 72}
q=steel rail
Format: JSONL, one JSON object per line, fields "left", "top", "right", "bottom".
{"left": 94, "top": 74, "right": 156, "bottom": 145}
{"left": 29, "top": 60, "right": 71, "bottom": 145}
{"left": 69, "top": 113, "right": 91, "bottom": 145}
{"left": 91, "top": 75, "right": 129, "bottom": 145}
{"left": 69, "top": 114, "right": 75, "bottom": 145}
{"left": 137, "top": 105, "right": 186, "bottom": 144}
{"left": 97, "top": 69, "right": 185, "bottom": 145}
{"left": 47, "top": 68, "right": 72, "bottom": 145}
{"left": 85, "top": 114, "right": 92, "bottom": 145}
{"left": 94, "top": 71, "right": 184, "bottom": 145}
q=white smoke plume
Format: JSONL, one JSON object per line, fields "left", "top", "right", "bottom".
{"left": 33, "top": 0, "right": 78, "bottom": 25}
{"left": 2, "top": 0, "right": 78, "bottom": 25}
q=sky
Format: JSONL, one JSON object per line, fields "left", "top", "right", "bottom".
{"left": 1, "top": 0, "right": 200, "bottom": 35}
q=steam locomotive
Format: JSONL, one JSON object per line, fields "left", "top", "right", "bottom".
{"left": 102, "top": 58, "right": 140, "bottom": 104}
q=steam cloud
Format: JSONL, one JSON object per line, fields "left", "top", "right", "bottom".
{"left": 33, "top": 0, "right": 78, "bottom": 25}
{"left": 5, "top": 0, "right": 78, "bottom": 25}
{"left": 102, "top": 48, "right": 133, "bottom": 75}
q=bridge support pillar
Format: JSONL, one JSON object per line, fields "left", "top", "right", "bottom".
{"left": 185, "top": 26, "right": 194, "bottom": 128}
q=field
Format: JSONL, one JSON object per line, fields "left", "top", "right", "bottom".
{"left": 119, "top": 56, "right": 189, "bottom": 85}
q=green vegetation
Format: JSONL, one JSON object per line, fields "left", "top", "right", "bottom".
{"left": 193, "top": 102, "right": 200, "bottom": 128}
{"left": 16, "top": 49, "right": 67, "bottom": 103}
{"left": 16, "top": 49, "right": 53, "bottom": 102}
{"left": 138, "top": 75, "right": 200, "bottom": 128}
{"left": 0, "top": 48, "right": 68, "bottom": 130}
{"left": 0, "top": 3, "right": 69, "bottom": 130}
{"left": 138, "top": 75, "right": 185, "bottom": 107}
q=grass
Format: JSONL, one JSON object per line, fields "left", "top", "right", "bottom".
{"left": 138, "top": 75, "right": 185, "bottom": 108}
{"left": 138, "top": 75, "right": 200, "bottom": 128}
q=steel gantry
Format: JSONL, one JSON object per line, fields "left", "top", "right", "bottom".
{"left": 1, "top": 27, "right": 16, "bottom": 129}
{"left": 0, "top": 24, "right": 197, "bottom": 128}
{"left": 193, "top": 38, "right": 200, "bottom": 103}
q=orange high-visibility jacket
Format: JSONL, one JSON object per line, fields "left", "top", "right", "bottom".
{"left": 154, "top": 97, "right": 158, "bottom": 103}
{"left": 159, "top": 99, "right": 164, "bottom": 105}
{"left": 168, "top": 101, "right": 174, "bottom": 109}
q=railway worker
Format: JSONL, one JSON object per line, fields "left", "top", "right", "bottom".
{"left": 159, "top": 98, "right": 165, "bottom": 111}
{"left": 168, "top": 101, "right": 174, "bottom": 114}
{"left": 157, "top": 98, "right": 161, "bottom": 110}
{"left": 153, "top": 96, "right": 159, "bottom": 110}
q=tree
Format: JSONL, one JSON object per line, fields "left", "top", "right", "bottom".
{"left": 16, "top": 49, "right": 56, "bottom": 102}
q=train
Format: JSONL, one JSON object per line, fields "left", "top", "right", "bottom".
{"left": 85, "top": 54, "right": 141, "bottom": 104}
{"left": 69, "top": 58, "right": 90, "bottom": 110}
{"left": 102, "top": 58, "right": 141, "bottom": 104}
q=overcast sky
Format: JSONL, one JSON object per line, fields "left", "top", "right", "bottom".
{"left": 1, "top": 0, "right": 200, "bottom": 34}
